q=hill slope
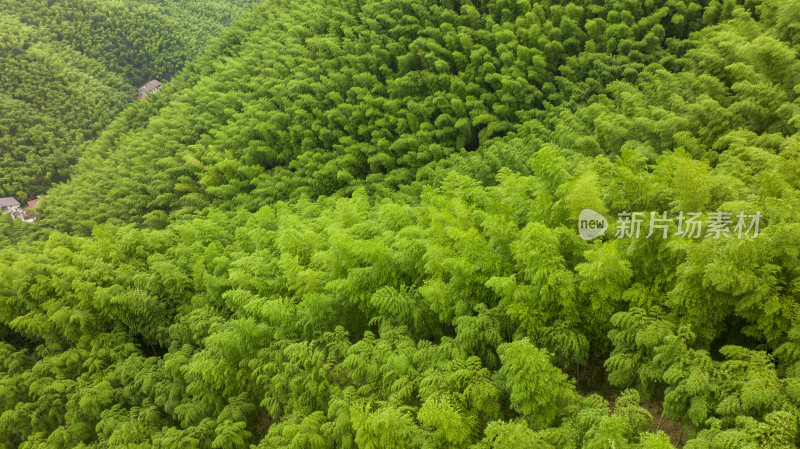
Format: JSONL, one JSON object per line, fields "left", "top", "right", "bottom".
{"left": 0, "top": 0, "right": 258, "bottom": 200}
{"left": 2, "top": 0, "right": 800, "bottom": 448}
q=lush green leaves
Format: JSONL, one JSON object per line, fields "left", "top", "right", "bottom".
{"left": 3, "top": 0, "right": 800, "bottom": 447}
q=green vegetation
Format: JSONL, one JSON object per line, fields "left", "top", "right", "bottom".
{"left": 3, "top": 0, "right": 800, "bottom": 447}
{"left": 0, "top": 0, "right": 258, "bottom": 200}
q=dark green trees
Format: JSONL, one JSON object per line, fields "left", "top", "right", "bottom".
{"left": 0, "top": 0, "right": 259, "bottom": 201}
{"left": 2, "top": 0, "right": 800, "bottom": 447}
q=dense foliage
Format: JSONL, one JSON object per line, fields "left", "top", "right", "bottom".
{"left": 0, "top": 0, "right": 258, "bottom": 200}
{"left": 3, "top": 0, "right": 800, "bottom": 447}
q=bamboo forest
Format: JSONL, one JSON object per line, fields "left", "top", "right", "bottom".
{"left": 1, "top": 0, "right": 800, "bottom": 447}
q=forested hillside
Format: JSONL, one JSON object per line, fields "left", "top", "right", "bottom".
{"left": 0, "top": 0, "right": 258, "bottom": 200}
{"left": 2, "top": 0, "right": 800, "bottom": 447}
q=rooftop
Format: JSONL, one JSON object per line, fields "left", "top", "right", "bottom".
{"left": 138, "top": 80, "right": 162, "bottom": 94}
{"left": 0, "top": 197, "right": 20, "bottom": 208}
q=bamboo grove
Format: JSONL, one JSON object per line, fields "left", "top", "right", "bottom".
{"left": 2, "top": 0, "right": 800, "bottom": 447}
{"left": 0, "top": 0, "right": 259, "bottom": 200}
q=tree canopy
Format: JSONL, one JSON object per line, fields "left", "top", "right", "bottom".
{"left": 2, "top": 0, "right": 800, "bottom": 447}
{"left": 0, "top": 0, "right": 258, "bottom": 200}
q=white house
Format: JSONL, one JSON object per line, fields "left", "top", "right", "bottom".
{"left": 0, "top": 197, "right": 22, "bottom": 220}
{"left": 137, "top": 80, "right": 162, "bottom": 100}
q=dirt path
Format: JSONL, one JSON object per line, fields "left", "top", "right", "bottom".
{"left": 642, "top": 401, "right": 688, "bottom": 447}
